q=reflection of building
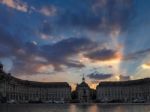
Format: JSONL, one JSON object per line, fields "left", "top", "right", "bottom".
{"left": 0, "top": 64, "right": 71, "bottom": 103}
{"left": 96, "top": 78, "right": 150, "bottom": 103}
{"left": 76, "top": 75, "right": 91, "bottom": 103}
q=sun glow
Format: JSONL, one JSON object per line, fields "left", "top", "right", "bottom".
{"left": 141, "top": 63, "right": 150, "bottom": 69}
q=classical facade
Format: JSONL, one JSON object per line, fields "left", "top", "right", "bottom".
{"left": 1, "top": 62, "right": 150, "bottom": 103}
{"left": 76, "top": 76, "right": 91, "bottom": 103}
{"left": 0, "top": 64, "right": 71, "bottom": 103}
{"left": 96, "top": 78, "right": 150, "bottom": 103}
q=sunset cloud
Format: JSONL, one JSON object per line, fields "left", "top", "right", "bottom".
{"left": 56, "top": 0, "right": 135, "bottom": 35}
{"left": 0, "top": 0, "right": 28, "bottom": 12}
{"left": 0, "top": 28, "right": 98, "bottom": 75}
{"left": 39, "top": 6, "right": 57, "bottom": 16}
{"left": 85, "top": 48, "right": 122, "bottom": 61}
{"left": 87, "top": 71, "right": 131, "bottom": 82}
{"left": 87, "top": 72, "right": 113, "bottom": 80}
{"left": 141, "top": 63, "right": 150, "bottom": 69}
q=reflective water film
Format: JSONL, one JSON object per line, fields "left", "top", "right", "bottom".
{"left": 1, "top": 104, "right": 150, "bottom": 112}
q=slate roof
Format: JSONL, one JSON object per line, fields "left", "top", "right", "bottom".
{"left": 97, "top": 78, "right": 150, "bottom": 87}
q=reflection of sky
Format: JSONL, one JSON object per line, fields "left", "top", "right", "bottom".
{"left": 0, "top": 0, "right": 150, "bottom": 88}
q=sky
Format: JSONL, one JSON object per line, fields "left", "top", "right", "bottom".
{"left": 0, "top": 0, "right": 150, "bottom": 89}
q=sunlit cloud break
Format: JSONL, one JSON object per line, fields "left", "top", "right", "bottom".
{"left": 0, "top": 0, "right": 28, "bottom": 12}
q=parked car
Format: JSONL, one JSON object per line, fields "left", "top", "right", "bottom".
{"left": 7, "top": 100, "right": 17, "bottom": 104}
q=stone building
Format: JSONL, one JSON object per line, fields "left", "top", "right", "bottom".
{"left": 76, "top": 75, "right": 91, "bottom": 103}
{"left": 0, "top": 64, "right": 71, "bottom": 103}
{"left": 96, "top": 78, "right": 150, "bottom": 103}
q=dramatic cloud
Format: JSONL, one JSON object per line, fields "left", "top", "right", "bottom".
{"left": 0, "top": 28, "right": 98, "bottom": 75}
{"left": 88, "top": 72, "right": 113, "bottom": 80}
{"left": 123, "top": 48, "right": 150, "bottom": 61}
{"left": 39, "top": 5, "right": 57, "bottom": 16}
{"left": 88, "top": 72, "right": 131, "bottom": 81}
{"left": 39, "top": 37, "right": 97, "bottom": 71}
{"left": 57, "top": 0, "right": 135, "bottom": 34}
{"left": 0, "top": 0, "right": 28, "bottom": 12}
{"left": 0, "top": 27, "right": 43, "bottom": 75}
{"left": 85, "top": 48, "right": 121, "bottom": 61}
{"left": 0, "top": 27, "right": 22, "bottom": 56}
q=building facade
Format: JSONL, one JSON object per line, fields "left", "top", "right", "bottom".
{"left": 1, "top": 62, "right": 150, "bottom": 104}
{"left": 76, "top": 76, "right": 91, "bottom": 103}
{"left": 0, "top": 64, "right": 71, "bottom": 103}
{"left": 96, "top": 78, "right": 150, "bottom": 103}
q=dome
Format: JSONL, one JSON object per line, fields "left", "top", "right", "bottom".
{"left": 77, "top": 74, "right": 90, "bottom": 88}
{"left": 78, "top": 82, "right": 89, "bottom": 88}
